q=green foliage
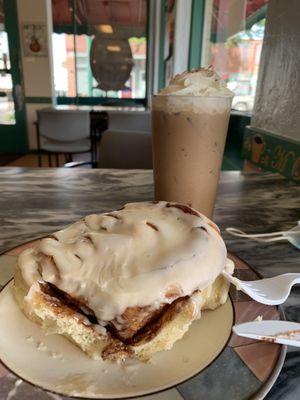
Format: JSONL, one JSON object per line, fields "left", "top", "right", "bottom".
{"left": 225, "top": 19, "right": 265, "bottom": 48}
{"left": 129, "top": 37, "right": 146, "bottom": 45}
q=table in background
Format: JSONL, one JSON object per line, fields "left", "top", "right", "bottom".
{"left": 0, "top": 168, "right": 299, "bottom": 400}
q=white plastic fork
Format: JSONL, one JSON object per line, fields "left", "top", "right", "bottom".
{"left": 222, "top": 271, "right": 300, "bottom": 305}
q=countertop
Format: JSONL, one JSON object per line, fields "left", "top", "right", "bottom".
{"left": 0, "top": 167, "right": 299, "bottom": 400}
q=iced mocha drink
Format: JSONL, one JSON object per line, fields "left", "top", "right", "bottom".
{"left": 152, "top": 68, "right": 233, "bottom": 218}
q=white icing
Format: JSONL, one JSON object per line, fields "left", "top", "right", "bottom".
{"left": 18, "top": 202, "right": 228, "bottom": 322}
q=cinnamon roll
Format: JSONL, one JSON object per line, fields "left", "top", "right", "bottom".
{"left": 14, "top": 201, "right": 234, "bottom": 361}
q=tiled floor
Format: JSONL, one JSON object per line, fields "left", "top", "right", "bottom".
{"left": 0, "top": 154, "right": 21, "bottom": 166}
{"left": 6, "top": 153, "right": 91, "bottom": 168}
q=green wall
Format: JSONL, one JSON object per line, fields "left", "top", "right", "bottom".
{"left": 188, "top": 0, "right": 205, "bottom": 69}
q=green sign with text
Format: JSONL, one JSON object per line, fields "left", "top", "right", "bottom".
{"left": 243, "top": 127, "right": 300, "bottom": 183}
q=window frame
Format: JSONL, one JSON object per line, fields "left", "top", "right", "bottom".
{"left": 53, "top": 0, "right": 150, "bottom": 107}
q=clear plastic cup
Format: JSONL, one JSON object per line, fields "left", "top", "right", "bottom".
{"left": 151, "top": 95, "right": 233, "bottom": 218}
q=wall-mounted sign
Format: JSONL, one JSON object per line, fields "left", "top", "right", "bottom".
{"left": 22, "top": 23, "right": 48, "bottom": 57}
{"left": 243, "top": 127, "right": 300, "bottom": 183}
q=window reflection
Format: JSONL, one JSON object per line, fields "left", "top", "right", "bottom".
{"left": 209, "top": 0, "right": 267, "bottom": 112}
{"left": 52, "top": 0, "right": 147, "bottom": 101}
{"left": 0, "top": 2, "right": 16, "bottom": 125}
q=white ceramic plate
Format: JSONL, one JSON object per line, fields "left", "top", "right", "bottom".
{"left": 0, "top": 281, "right": 233, "bottom": 399}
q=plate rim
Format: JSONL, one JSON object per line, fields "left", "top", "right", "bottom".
{"left": 248, "top": 304, "right": 287, "bottom": 400}
{"left": 226, "top": 254, "right": 287, "bottom": 400}
{"left": 0, "top": 244, "right": 287, "bottom": 400}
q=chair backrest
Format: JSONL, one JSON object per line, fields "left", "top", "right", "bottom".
{"left": 37, "top": 108, "right": 90, "bottom": 142}
{"left": 98, "top": 130, "right": 153, "bottom": 169}
{"left": 108, "top": 111, "right": 151, "bottom": 132}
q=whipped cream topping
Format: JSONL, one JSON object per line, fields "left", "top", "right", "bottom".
{"left": 158, "top": 67, "right": 233, "bottom": 97}
{"left": 18, "top": 202, "right": 228, "bottom": 322}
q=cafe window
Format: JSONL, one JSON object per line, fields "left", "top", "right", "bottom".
{"left": 0, "top": 4, "right": 15, "bottom": 125}
{"left": 208, "top": 0, "right": 268, "bottom": 112}
{"left": 51, "top": 0, "right": 148, "bottom": 105}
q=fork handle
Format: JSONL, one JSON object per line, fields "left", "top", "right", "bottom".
{"left": 291, "top": 275, "right": 300, "bottom": 285}
{"left": 222, "top": 271, "right": 240, "bottom": 286}
{"left": 226, "top": 227, "right": 288, "bottom": 238}
{"left": 281, "top": 273, "right": 300, "bottom": 283}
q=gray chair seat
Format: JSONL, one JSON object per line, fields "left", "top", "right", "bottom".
{"left": 108, "top": 110, "right": 151, "bottom": 131}
{"left": 41, "top": 138, "right": 91, "bottom": 153}
{"left": 98, "top": 129, "right": 152, "bottom": 169}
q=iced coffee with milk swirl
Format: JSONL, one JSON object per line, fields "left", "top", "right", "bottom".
{"left": 152, "top": 67, "right": 234, "bottom": 218}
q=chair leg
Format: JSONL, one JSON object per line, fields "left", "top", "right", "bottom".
{"left": 92, "top": 140, "right": 97, "bottom": 167}
{"left": 36, "top": 122, "right": 42, "bottom": 167}
{"left": 55, "top": 153, "right": 59, "bottom": 167}
{"left": 91, "top": 149, "right": 96, "bottom": 168}
{"left": 91, "top": 150, "right": 94, "bottom": 168}
{"left": 90, "top": 132, "right": 97, "bottom": 168}
{"left": 48, "top": 153, "right": 52, "bottom": 167}
{"left": 38, "top": 151, "right": 42, "bottom": 167}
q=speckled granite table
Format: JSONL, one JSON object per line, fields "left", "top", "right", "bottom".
{"left": 0, "top": 167, "right": 299, "bottom": 400}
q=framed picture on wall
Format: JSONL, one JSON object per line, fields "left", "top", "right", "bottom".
{"left": 22, "top": 23, "right": 48, "bottom": 57}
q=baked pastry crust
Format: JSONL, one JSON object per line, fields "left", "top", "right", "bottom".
{"left": 14, "top": 265, "right": 231, "bottom": 361}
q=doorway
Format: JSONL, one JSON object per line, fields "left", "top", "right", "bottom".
{"left": 0, "top": 0, "right": 27, "bottom": 153}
